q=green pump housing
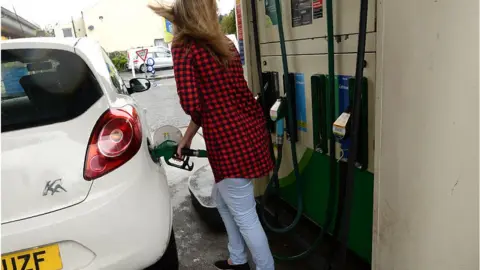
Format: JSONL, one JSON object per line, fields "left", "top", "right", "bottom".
{"left": 239, "top": 0, "right": 377, "bottom": 264}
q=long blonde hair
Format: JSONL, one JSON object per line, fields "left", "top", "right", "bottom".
{"left": 148, "top": 0, "right": 234, "bottom": 66}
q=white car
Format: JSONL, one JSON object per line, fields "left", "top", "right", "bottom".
{"left": 1, "top": 38, "right": 177, "bottom": 269}
{"left": 128, "top": 47, "right": 173, "bottom": 73}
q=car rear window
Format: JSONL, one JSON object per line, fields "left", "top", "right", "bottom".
{"left": 1, "top": 49, "right": 103, "bottom": 132}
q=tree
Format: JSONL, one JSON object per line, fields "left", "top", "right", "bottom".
{"left": 109, "top": 51, "right": 128, "bottom": 71}
{"left": 36, "top": 24, "right": 54, "bottom": 37}
{"left": 220, "top": 8, "right": 236, "bottom": 35}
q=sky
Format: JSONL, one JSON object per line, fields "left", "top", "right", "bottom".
{"left": 2, "top": 0, "right": 236, "bottom": 28}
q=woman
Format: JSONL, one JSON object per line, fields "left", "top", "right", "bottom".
{"left": 149, "top": 1, "right": 275, "bottom": 270}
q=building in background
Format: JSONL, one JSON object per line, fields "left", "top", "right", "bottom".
{"left": 1, "top": 7, "right": 41, "bottom": 39}
{"left": 53, "top": 17, "right": 86, "bottom": 38}
{"left": 82, "top": 0, "right": 170, "bottom": 52}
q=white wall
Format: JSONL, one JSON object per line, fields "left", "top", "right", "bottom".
{"left": 75, "top": 17, "right": 87, "bottom": 38}
{"left": 83, "top": 0, "right": 166, "bottom": 52}
{"left": 373, "top": 0, "right": 479, "bottom": 269}
{"left": 53, "top": 22, "right": 74, "bottom": 38}
{"left": 53, "top": 17, "right": 86, "bottom": 38}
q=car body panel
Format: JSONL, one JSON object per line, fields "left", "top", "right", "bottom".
{"left": 1, "top": 147, "right": 172, "bottom": 270}
{"left": 1, "top": 96, "right": 109, "bottom": 224}
{"left": 1, "top": 37, "right": 173, "bottom": 269}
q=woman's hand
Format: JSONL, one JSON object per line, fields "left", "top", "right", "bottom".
{"left": 176, "top": 120, "right": 199, "bottom": 159}
{"left": 176, "top": 136, "right": 192, "bottom": 160}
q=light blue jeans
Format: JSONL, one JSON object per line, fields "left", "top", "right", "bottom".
{"left": 213, "top": 178, "right": 275, "bottom": 270}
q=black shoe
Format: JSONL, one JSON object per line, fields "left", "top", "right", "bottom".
{"left": 214, "top": 260, "right": 250, "bottom": 270}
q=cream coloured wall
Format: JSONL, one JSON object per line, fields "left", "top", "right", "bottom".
{"left": 373, "top": 0, "right": 479, "bottom": 269}
{"left": 82, "top": 0, "right": 166, "bottom": 52}
{"left": 75, "top": 17, "right": 87, "bottom": 38}
{"left": 53, "top": 17, "right": 86, "bottom": 38}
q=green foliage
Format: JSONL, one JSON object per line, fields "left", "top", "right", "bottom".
{"left": 109, "top": 51, "right": 128, "bottom": 71}
{"left": 36, "top": 26, "right": 54, "bottom": 37}
{"left": 36, "top": 30, "right": 53, "bottom": 37}
{"left": 220, "top": 8, "right": 236, "bottom": 35}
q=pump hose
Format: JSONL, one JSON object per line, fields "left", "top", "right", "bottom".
{"left": 259, "top": 0, "right": 304, "bottom": 236}
{"left": 329, "top": 0, "right": 369, "bottom": 268}
{"left": 257, "top": 0, "right": 338, "bottom": 261}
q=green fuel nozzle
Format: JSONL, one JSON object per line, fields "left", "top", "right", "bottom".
{"left": 150, "top": 140, "right": 208, "bottom": 171}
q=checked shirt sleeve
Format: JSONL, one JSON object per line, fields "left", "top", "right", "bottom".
{"left": 172, "top": 44, "right": 202, "bottom": 126}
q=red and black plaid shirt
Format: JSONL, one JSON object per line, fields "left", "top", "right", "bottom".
{"left": 171, "top": 41, "right": 274, "bottom": 182}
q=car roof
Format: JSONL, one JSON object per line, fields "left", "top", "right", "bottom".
{"left": 1, "top": 37, "right": 80, "bottom": 49}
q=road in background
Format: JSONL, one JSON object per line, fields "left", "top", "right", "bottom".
{"left": 120, "top": 69, "right": 174, "bottom": 83}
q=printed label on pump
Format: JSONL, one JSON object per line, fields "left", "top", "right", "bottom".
{"left": 292, "top": 0, "right": 313, "bottom": 27}
{"left": 313, "top": 0, "right": 323, "bottom": 19}
{"left": 337, "top": 75, "right": 353, "bottom": 158}
{"left": 295, "top": 73, "right": 307, "bottom": 132}
{"left": 333, "top": 112, "right": 350, "bottom": 138}
{"left": 270, "top": 99, "right": 282, "bottom": 121}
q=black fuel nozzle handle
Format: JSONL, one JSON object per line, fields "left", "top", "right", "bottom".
{"left": 164, "top": 148, "right": 207, "bottom": 172}
{"left": 165, "top": 155, "right": 194, "bottom": 171}
{"left": 180, "top": 148, "right": 208, "bottom": 158}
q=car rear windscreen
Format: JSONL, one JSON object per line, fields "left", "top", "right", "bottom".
{"left": 1, "top": 49, "right": 104, "bottom": 132}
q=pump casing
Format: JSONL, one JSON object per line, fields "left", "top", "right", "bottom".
{"left": 238, "top": 0, "right": 479, "bottom": 269}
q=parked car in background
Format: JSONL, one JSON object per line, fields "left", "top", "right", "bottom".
{"left": 127, "top": 46, "right": 173, "bottom": 73}
{"left": 1, "top": 37, "right": 178, "bottom": 270}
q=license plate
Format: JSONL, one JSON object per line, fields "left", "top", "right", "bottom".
{"left": 2, "top": 244, "right": 62, "bottom": 270}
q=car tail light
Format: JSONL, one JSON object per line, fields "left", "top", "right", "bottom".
{"left": 84, "top": 105, "right": 142, "bottom": 180}
{"left": 134, "top": 60, "right": 139, "bottom": 63}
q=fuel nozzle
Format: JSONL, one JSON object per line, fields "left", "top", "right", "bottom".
{"left": 254, "top": 81, "right": 269, "bottom": 103}
{"left": 270, "top": 97, "right": 287, "bottom": 122}
{"left": 181, "top": 148, "right": 208, "bottom": 158}
{"left": 270, "top": 97, "right": 287, "bottom": 145}
{"left": 150, "top": 140, "right": 207, "bottom": 171}
{"left": 332, "top": 107, "right": 352, "bottom": 140}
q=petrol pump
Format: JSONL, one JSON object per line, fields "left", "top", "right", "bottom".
{"left": 178, "top": 0, "right": 374, "bottom": 267}
{"left": 152, "top": 0, "right": 479, "bottom": 269}
{"left": 241, "top": 0, "right": 374, "bottom": 268}
{"left": 238, "top": 0, "right": 478, "bottom": 270}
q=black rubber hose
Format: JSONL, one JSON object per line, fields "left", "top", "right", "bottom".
{"left": 326, "top": 0, "right": 339, "bottom": 242}
{"left": 250, "top": 0, "right": 280, "bottom": 220}
{"left": 250, "top": 0, "right": 264, "bottom": 95}
{"left": 258, "top": 0, "right": 304, "bottom": 237}
{"left": 325, "top": 0, "right": 343, "bottom": 265}
{"left": 330, "top": 0, "right": 369, "bottom": 268}
{"left": 251, "top": 0, "right": 276, "bottom": 165}
{"left": 258, "top": 0, "right": 338, "bottom": 261}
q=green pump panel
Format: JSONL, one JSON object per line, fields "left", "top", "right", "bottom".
{"left": 311, "top": 75, "right": 327, "bottom": 154}
{"left": 283, "top": 73, "right": 298, "bottom": 142}
{"left": 250, "top": 0, "right": 377, "bottom": 264}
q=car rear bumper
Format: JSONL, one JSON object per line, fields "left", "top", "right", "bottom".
{"left": 1, "top": 145, "right": 173, "bottom": 270}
